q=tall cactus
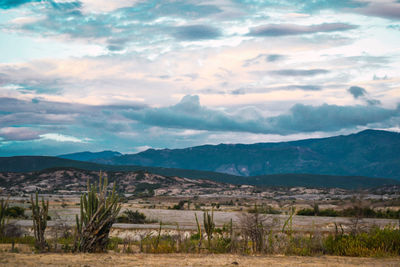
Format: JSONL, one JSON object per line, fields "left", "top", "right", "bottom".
{"left": 194, "top": 213, "right": 202, "bottom": 251}
{"left": 74, "top": 172, "right": 121, "bottom": 252}
{"left": 0, "top": 197, "right": 9, "bottom": 236}
{"left": 31, "top": 192, "right": 49, "bottom": 251}
{"left": 203, "top": 210, "right": 215, "bottom": 250}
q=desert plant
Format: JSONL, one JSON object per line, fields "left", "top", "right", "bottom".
{"left": 325, "top": 226, "right": 400, "bottom": 257}
{"left": 0, "top": 197, "right": 9, "bottom": 236}
{"left": 74, "top": 172, "right": 121, "bottom": 252}
{"left": 194, "top": 213, "right": 203, "bottom": 251}
{"left": 204, "top": 210, "right": 215, "bottom": 250}
{"left": 50, "top": 220, "right": 72, "bottom": 251}
{"left": 153, "top": 221, "right": 163, "bottom": 251}
{"left": 117, "top": 210, "right": 147, "bottom": 224}
{"left": 31, "top": 192, "right": 49, "bottom": 252}
{"left": 240, "top": 205, "right": 269, "bottom": 253}
{"left": 5, "top": 206, "right": 26, "bottom": 218}
{"left": 282, "top": 206, "right": 295, "bottom": 236}
{"left": 3, "top": 222, "right": 25, "bottom": 252}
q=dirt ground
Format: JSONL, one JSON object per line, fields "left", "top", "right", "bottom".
{"left": 1, "top": 253, "right": 399, "bottom": 267}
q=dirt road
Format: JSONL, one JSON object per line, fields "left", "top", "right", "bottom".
{"left": 1, "top": 253, "right": 399, "bottom": 267}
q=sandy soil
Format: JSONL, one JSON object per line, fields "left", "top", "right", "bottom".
{"left": 1, "top": 253, "right": 399, "bottom": 267}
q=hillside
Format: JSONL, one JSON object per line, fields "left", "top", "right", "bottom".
{"left": 0, "top": 157, "right": 398, "bottom": 189}
{"left": 0, "top": 168, "right": 234, "bottom": 195}
{"left": 71, "top": 130, "right": 400, "bottom": 179}
{"left": 58, "top": 150, "right": 122, "bottom": 161}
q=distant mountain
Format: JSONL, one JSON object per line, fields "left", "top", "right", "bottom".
{"left": 0, "top": 156, "right": 398, "bottom": 189}
{"left": 58, "top": 150, "right": 122, "bottom": 162}
{"left": 83, "top": 130, "right": 400, "bottom": 180}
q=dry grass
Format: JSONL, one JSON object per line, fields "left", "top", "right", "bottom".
{"left": 0, "top": 253, "right": 399, "bottom": 267}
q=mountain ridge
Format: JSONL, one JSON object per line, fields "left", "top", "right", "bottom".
{"left": 0, "top": 160, "right": 397, "bottom": 189}
{"left": 58, "top": 129, "right": 400, "bottom": 179}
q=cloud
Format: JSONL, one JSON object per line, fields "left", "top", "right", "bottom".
{"left": 356, "top": 2, "right": 400, "bottom": 20}
{"left": 269, "top": 69, "right": 329, "bottom": 76}
{"left": 348, "top": 86, "right": 366, "bottom": 99}
{"left": 267, "top": 54, "right": 285, "bottom": 62}
{"left": 0, "top": 127, "right": 41, "bottom": 141}
{"left": 0, "top": 97, "right": 144, "bottom": 130}
{"left": 348, "top": 86, "right": 381, "bottom": 106}
{"left": 366, "top": 99, "right": 381, "bottom": 106}
{"left": 123, "top": 95, "right": 400, "bottom": 135}
{"left": 296, "top": 0, "right": 367, "bottom": 12}
{"left": 248, "top": 23, "right": 357, "bottom": 37}
{"left": 39, "top": 133, "right": 88, "bottom": 143}
{"left": 119, "top": 1, "right": 222, "bottom": 21}
{"left": 173, "top": 25, "right": 221, "bottom": 40}
{"left": 0, "top": 0, "right": 41, "bottom": 9}
{"left": 9, "top": 0, "right": 223, "bottom": 51}
{"left": 290, "top": 85, "right": 322, "bottom": 91}
{"left": 243, "top": 54, "right": 286, "bottom": 67}
{"left": 269, "top": 104, "right": 397, "bottom": 133}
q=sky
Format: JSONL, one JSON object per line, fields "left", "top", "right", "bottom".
{"left": 0, "top": 0, "right": 399, "bottom": 156}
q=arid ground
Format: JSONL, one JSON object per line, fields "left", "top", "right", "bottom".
{"left": 1, "top": 253, "right": 400, "bottom": 267}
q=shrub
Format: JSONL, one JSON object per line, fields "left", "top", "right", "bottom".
{"left": 117, "top": 210, "right": 147, "bottom": 224}
{"left": 5, "top": 206, "right": 26, "bottom": 218}
{"left": 249, "top": 204, "right": 281, "bottom": 214}
{"left": 318, "top": 209, "right": 338, "bottom": 217}
{"left": 170, "top": 200, "right": 186, "bottom": 210}
{"left": 324, "top": 226, "right": 400, "bottom": 257}
{"left": 297, "top": 208, "right": 315, "bottom": 216}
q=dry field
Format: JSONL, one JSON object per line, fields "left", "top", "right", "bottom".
{"left": 1, "top": 253, "right": 400, "bottom": 267}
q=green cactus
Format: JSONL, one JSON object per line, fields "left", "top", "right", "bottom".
{"left": 0, "top": 197, "right": 9, "bottom": 236}
{"left": 203, "top": 210, "right": 215, "bottom": 250}
{"left": 31, "top": 192, "right": 49, "bottom": 251}
{"left": 74, "top": 172, "right": 121, "bottom": 252}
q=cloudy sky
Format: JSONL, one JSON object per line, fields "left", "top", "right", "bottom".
{"left": 0, "top": 0, "right": 399, "bottom": 156}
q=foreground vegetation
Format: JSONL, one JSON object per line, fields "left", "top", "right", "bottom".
{"left": 0, "top": 174, "right": 399, "bottom": 258}
{"left": 297, "top": 205, "right": 400, "bottom": 219}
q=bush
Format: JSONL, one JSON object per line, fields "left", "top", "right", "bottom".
{"left": 5, "top": 206, "right": 26, "bottom": 218}
{"left": 325, "top": 226, "right": 400, "bottom": 257}
{"left": 249, "top": 205, "right": 281, "bottom": 214}
{"left": 297, "top": 208, "right": 315, "bottom": 216}
{"left": 318, "top": 209, "right": 338, "bottom": 217}
{"left": 133, "top": 183, "right": 161, "bottom": 197}
{"left": 117, "top": 210, "right": 147, "bottom": 224}
{"left": 170, "top": 200, "right": 186, "bottom": 210}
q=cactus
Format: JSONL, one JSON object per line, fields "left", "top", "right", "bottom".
{"left": 31, "top": 192, "right": 49, "bottom": 251}
{"left": 203, "top": 210, "right": 215, "bottom": 250}
{"left": 153, "top": 221, "right": 162, "bottom": 251}
{"left": 74, "top": 172, "right": 121, "bottom": 252}
{"left": 282, "top": 206, "right": 295, "bottom": 236}
{"left": 194, "top": 213, "right": 202, "bottom": 251}
{"left": 0, "top": 197, "right": 9, "bottom": 236}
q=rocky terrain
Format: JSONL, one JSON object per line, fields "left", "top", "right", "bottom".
{"left": 0, "top": 168, "right": 241, "bottom": 196}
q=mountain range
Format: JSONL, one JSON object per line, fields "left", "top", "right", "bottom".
{"left": 0, "top": 157, "right": 398, "bottom": 189}
{"left": 58, "top": 129, "right": 400, "bottom": 180}
{"left": 1, "top": 129, "right": 399, "bottom": 189}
